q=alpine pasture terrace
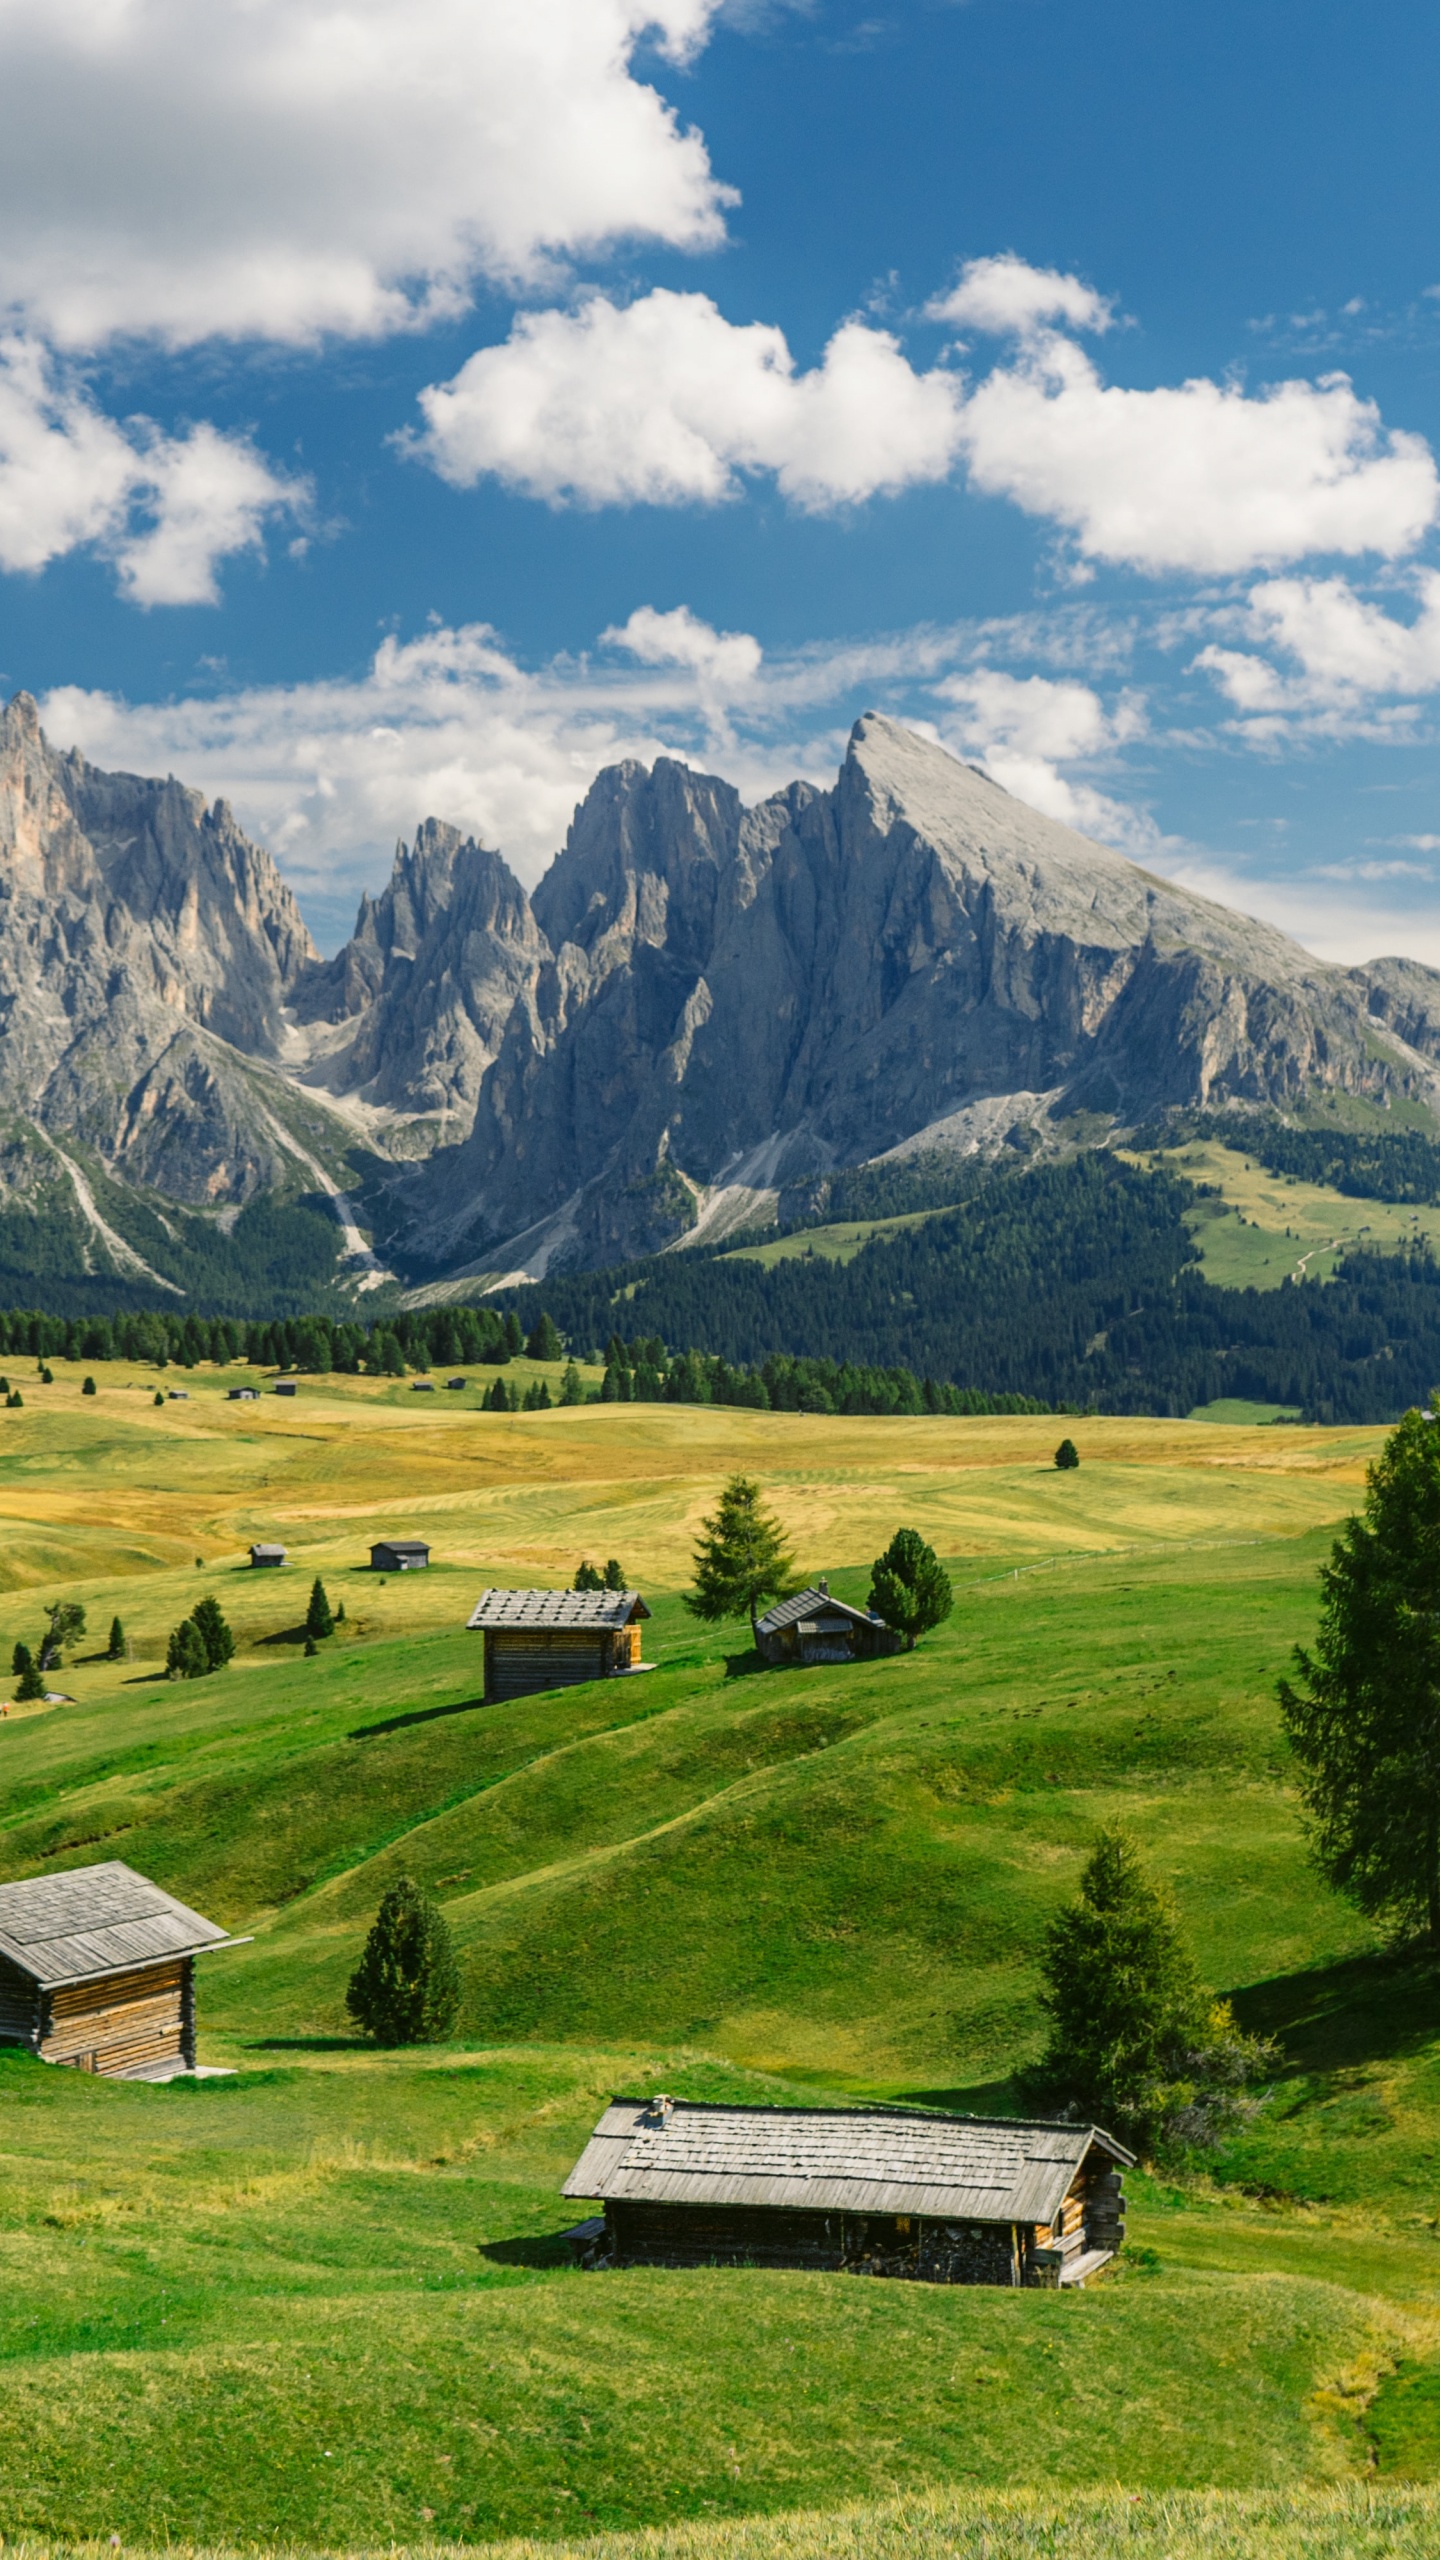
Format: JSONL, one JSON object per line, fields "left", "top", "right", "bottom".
{"left": 7, "top": 1355, "right": 1440, "bottom": 2547}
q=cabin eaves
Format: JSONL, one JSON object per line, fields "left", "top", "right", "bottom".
{"left": 0, "top": 1861, "right": 237, "bottom": 1990}
{"left": 467, "top": 1589, "right": 651, "bottom": 1631}
{"left": 564, "top": 2099, "right": 1132, "bottom": 2229}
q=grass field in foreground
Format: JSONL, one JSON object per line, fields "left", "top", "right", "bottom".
{"left": 7, "top": 1386, "right": 1440, "bottom": 2536}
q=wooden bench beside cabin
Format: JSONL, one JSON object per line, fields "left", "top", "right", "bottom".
{"left": 562, "top": 2097, "right": 1130, "bottom": 2287}
{"left": 467, "top": 1588, "right": 651, "bottom": 1704}
{"left": 0, "top": 1860, "right": 242, "bottom": 2079}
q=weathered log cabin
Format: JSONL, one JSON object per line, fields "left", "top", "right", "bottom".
{"left": 467, "top": 1588, "right": 651, "bottom": 1704}
{"left": 0, "top": 1860, "right": 241, "bottom": 2078}
{"left": 755, "top": 1583, "right": 903, "bottom": 1667}
{"left": 563, "top": 2097, "right": 1130, "bottom": 2287}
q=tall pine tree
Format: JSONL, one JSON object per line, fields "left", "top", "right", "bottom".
{"left": 346, "top": 1878, "right": 461, "bottom": 2045}
{"left": 685, "top": 1475, "right": 796, "bottom": 1634}
{"left": 1281, "top": 1402, "right": 1440, "bottom": 1942}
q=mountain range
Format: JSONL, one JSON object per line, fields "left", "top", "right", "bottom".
{"left": 3, "top": 685, "right": 1440, "bottom": 1309}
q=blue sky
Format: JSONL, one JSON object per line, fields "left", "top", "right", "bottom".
{"left": 4, "top": 0, "right": 1440, "bottom": 958}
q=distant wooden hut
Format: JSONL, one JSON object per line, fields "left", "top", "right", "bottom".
{"left": 0, "top": 1860, "right": 243, "bottom": 2078}
{"left": 467, "top": 1588, "right": 651, "bottom": 1704}
{"left": 250, "top": 1542, "right": 286, "bottom": 1568}
{"left": 563, "top": 2098, "right": 1129, "bottom": 2287}
{"left": 371, "top": 1539, "right": 431, "bottom": 1572}
{"left": 755, "top": 1582, "right": 902, "bottom": 1667}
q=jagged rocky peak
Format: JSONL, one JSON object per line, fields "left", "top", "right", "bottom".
{"left": 532, "top": 754, "right": 800, "bottom": 974}
{"left": 0, "top": 688, "right": 317, "bottom": 1055}
{"left": 289, "top": 817, "right": 545, "bottom": 1138}
{"left": 407, "top": 712, "right": 1440, "bottom": 1279}
{"left": 0, "top": 690, "right": 332, "bottom": 1209}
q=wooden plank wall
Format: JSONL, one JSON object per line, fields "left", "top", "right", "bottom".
{"left": 486, "top": 1632, "right": 611, "bottom": 1701}
{"left": 39, "top": 1958, "right": 189, "bottom": 2076}
{"left": 0, "top": 1952, "right": 40, "bottom": 2049}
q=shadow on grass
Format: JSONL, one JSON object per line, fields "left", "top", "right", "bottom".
{"left": 478, "top": 2231, "right": 578, "bottom": 2271}
{"left": 350, "top": 1695, "right": 486, "bottom": 1740}
{"left": 257, "top": 1625, "right": 310, "bottom": 1650}
{"left": 1229, "top": 1943, "right": 1440, "bottom": 2075}
{"left": 894, "top": 2074, "right": 1032, "bottom": 2117}
{"left": 723, "top": 1648, "right": 770, "bottom": 1681}
{"left": 247, "top": 2035, "right": 372, "bottom": 2053}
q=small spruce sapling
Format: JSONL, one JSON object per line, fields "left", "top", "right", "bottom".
{"left": 346, "top": 1877, "right": 461, "bottom": 2045}
{"left": 191, "top": 1596, "right": 234, "bottom": 1671}
{"left": 1054, "top": 1438, "right": 1080, "bottom": 1470}
{"left": 107, "top": 1616, "right": 127, "bottom": 1663}
{"left": 82, "top": 1376, "right": 97, "bottom": 1397}
{"left": 166, "top": 1618, "right": 208, "bottom": 1680}
{"left": 867, "top": 1528, "right": 953, "bottom": 1649}
{"left": 12, "top": 1640, "right": 31, "bottom": 1680}
{"left": 603, "top": 1558, "right": 627, "bottom": 1592}
{"left": 15, "top": 1656, "right": 45, "bottom": 1701}
{"left": 573, "top": 1560, "right": 603, "bottom": 1591}
{"left": 306, "top": 1576, "right": 335, "bottom": 1640}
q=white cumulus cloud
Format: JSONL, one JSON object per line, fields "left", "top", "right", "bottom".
{"left": 0, "top": 336, "right": 299, "bottom": 602}
{"left": 413, "top": 257, "right": 1439, "bottom": 573}
{"left": 932, "top": 665, "right": 1155, "bottom": 849}
{"left": 926, "top": 253, "right": 1114, "bottom": 338}
{"left": 957, "top": 331, "right": 1438, "bottom": 576}
{"left": 0, "top": 0, "right": 730, "bottom": 349}
{"left": 1195, "top": 572, "right": 1440, "bottom": 725}
{"left": 413, "top": 289, "right": 967, "bottom": 509}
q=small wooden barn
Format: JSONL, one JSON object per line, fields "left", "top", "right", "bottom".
{"left": 755, "top": 1582, "right": 903, "bottom": 1667}
{"left": 371, "top": 1539, "right": 431, "bottom": 1572}
{"left": 0, "top": 1860, "right": 242, "bottom": 2078}
{"left": 563, "top": 2097, "right": 1130, "bottom": 2287}
{"left": 467, "top": 1588, "right": 651, "bottom": 1704}
{"left": 250, "top": 1541, "right": 286, "bottom": 1568}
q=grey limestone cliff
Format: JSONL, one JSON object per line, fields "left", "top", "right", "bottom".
{"left": 395, "top": 713, "right": 1440, "bottom": 1275}
{"left": 0, "top": 690, "right": 323, "bottom": 1204}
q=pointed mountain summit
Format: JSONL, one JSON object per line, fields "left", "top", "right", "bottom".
{"left": 395, "top": 713, "right": 1440, "bottom": 1278}
{"left": 5, "top": 693, "right": 1440, "bottom": 1300}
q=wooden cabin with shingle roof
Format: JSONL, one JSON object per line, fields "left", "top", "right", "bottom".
{"left": 754, "top": 1583, "right": 902, "bottom": 1667}
{"left": 467, "top": 1588, "right": 651, "bottom": 1703}
{"left": 563, "top": 2097, "right": 1130, "bottom": 2288}
{"left": 0, "top": 1860, "right": 243, "bottom": 2078}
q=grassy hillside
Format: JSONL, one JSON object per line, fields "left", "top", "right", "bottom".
{"left": 1132, "top": 1139, "right": 1440, "bottom": 1289}
{"left": 6, "top": 1377, "right": 1440, "bottom": 2539}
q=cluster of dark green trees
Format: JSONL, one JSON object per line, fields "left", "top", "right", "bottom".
{"left": 594, "top": 1333, "right": 1055, "bottom": 1418}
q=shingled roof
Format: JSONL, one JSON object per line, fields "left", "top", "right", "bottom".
{"left": 466, "top": 1588, "right": 650, "bottom": 1630}
{"left": 0, "top": 1861, "right": 237, "bottom": 1989}
{"left": 563, "top": 2099, "right": 1132, "bottom": 2227}
{"left": 755, "top": 1586, "right": 884, "bottom": 1636}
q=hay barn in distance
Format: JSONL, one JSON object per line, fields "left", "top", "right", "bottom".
{"left": 563, "top": 2098, "right": 1129, "bottom": 2287}
{"left": 371, "top": 1539, "right": 431, "bottom": 1572}
{"left": 0, "top": 1861, "right": 242, "bottom": 2078}
{"left": 467, "top": 1588, "right": 651, "bottom": 1703}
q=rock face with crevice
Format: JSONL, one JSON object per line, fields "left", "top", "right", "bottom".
{"left": 392, "top": 713, "right": 1440, "bottom": 1273}
{"left": 0, "top": 690, "right": 320, "bottom": 1204}
{"left": 6, "top": 691, "right": 1440, "bottom": 1292}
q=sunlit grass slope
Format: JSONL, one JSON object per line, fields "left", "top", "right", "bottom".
{"left": 1133, "top": 1139, "right": 1440, "bottom": 1289}
{"left": 7, "top": 1387, "right": 1440, "bottom": 2537}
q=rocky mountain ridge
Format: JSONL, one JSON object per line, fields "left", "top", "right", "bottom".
{"left": 5, "top": 688, "right": 1440, "bottom": 1299}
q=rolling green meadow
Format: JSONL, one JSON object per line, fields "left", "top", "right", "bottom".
{"left": 6, "top": 1357, "right": 1440, "bottom": 2553}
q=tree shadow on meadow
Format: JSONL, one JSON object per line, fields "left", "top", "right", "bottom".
{"left": 478, "top": 2230, "right": 581, "bottom": 2271}
{"left": 1227, "top": 1944, "right": 1440, "bottom": 2078}
{"left": 349, "top": 1695, "right": 487, "bottom": 1740}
